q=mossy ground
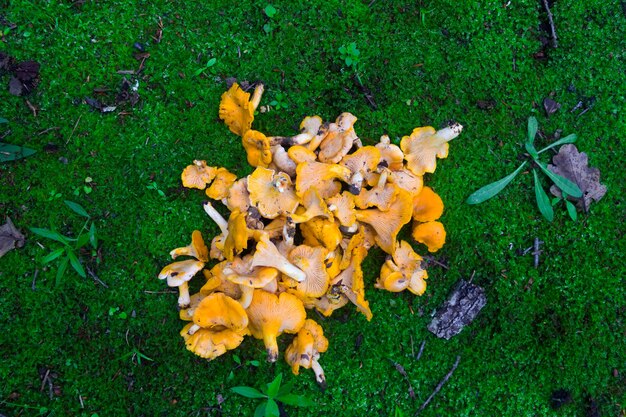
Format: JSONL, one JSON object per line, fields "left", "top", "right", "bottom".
{"left": 1, "top": 1, "right": 625, "bottom": 416}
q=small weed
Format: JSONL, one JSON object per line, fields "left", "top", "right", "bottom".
{"left": 263, "top": 5, "right": 278, "bottom": 34}
{"left": 467, "top": 116, "right": 582, "bottom": 221}
{"left": 231, "top": 373, "right": 315, "bottom": 417}
{"left": 227, "top": 354, "right": 260, "bottom": 381}
{"left": 46, "top": 190, "right": 63, "bottom": 201}
{"left": 147, "top": 181, "right": 166, "bottom": 198}
{"left": 193, "top": 57, "right": 217, "bottom": 77}
{"left": 117, "top": 347, "right": 153, "bottom": 365}
{"left": 30, "top": 200, "right": 100, "bottom": 286}
{"left": 108, "top": 306, "right": 128, "bottom": 319}
{"left": 269, "top": 92, "right": 289, "bottom": 110}
{"left": 338, "top": 42, "right": 364, "bottom": 86}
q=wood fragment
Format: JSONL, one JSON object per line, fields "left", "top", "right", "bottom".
{"left": 428, "top": 280, "right": 487, "bottom": 340}
{"left": 87, "top": 266, "right": 108, "bottom": 288}
{"left": 143, "top": 290, "right": 176, "bottom": 294}
{"left": 388, "top": 359, "right": 416, "bottom": 400}
{"left": 532, "top": 237, "right": 543, "bottom": 268}
{"left": 414, "top": 355, "right": 461, "bottom": 416}
{"left": 32, "top": 269, "right": 38, "bottom": 291}
{"left": 25, "top": 99, "right": 37, "bottom": 117}
{"left": 66, "top": 115, "right": 82, "bottom": 144}
{"left": 37, "top": 126, "right": 60, "bottom": 135}
{"left": 541, "top": 0, "right": 558, "bottom": 48}
{"left": 417, "top": 340, "right": 426, "bottom": 360}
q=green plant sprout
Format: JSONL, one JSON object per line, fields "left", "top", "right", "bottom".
{"left": 263, "top": 5, "right": 277, "bottom": 34}
{"left": 227, "top": 354, "right": 260, "bottom": 381}
{"left": 269, "top": 91, "right": 289, "bottom": 110}
{"left": 193, "top": 57, "right": 217, "bottom": 77}
{"left": 146, "top": 181, "right": 166, "bottom": 197}
{"left": 231, "top": 373, "right": 315, "bottom": 417}
{"left": 338, "top": 42, "right": 365, "bottom": 87}
{"left": 117, "top": 347, "right": 153, "bottom": 365}
{"left": 1, "top": 117, "right": 38, "bottom": 162}
{"left": 30, "top": 200, "right": 99, "bottom": 286}
{"left": 466, "top": 116, "right": 582, "bottom": 221}
{"left": 108, "top": 306, "right": 128, "bottom": 319}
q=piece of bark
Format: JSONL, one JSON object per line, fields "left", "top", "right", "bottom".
{"left": 427, "top": 279, "right": 486, "bottom": 340}
{"left": 0, "top": 217, "right": 25, "bottom": 257}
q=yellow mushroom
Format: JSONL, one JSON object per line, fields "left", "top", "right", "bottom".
{"left": 169, "top": 230, "right": 209, "bottom": 263}
{"left": 285, "top": 319, "right": 329, "bottom": 388}
{"left": 187, "top": 292, "right": 249, "bottom": 336}
{"left": 218, "top": 82, "right": 264, "bottom": 136}
{"left": 250, "top": 234, "right": 306, "bottom": 282}
{"left": 247, "top": 167, "right": 300, "bottom": 219}
{"left": 206, "top": 167, "right": 238, "bottom": 200}
{"left": 242, "top": 130, "right": 272, "bottom": 168}
{"left": 158, "top": 259, "right": 205, "bottom": 308}
{"left": 223, "top": 256, "right": 279, "bottom": 308}
{"left": 180, "top": 323, "right": 246, "bottom": 360}
{"left": 295, "top": 161, "right": 352, "bottom": 199}
{"left": 246, "top": 290, "right": 306, "bottom": 362}
{"left": 412, "top": 186, "right": 444, "bottom": 222}
{"left": 400, "top": 123, "right": 463, "bottom": 176}
{"left": 284, "top": 244, "right": 330, "bottom": 299}
{"left": 412, "top": 221, "right": 446, "bottom": 253}
{"left": 181, "top": 160, "right": 217, "bottom": 190}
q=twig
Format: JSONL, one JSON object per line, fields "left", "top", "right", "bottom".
{"left": 143, "top": 290, "right": 176, "bottom": 294}
{"left": 37, "top": 126, "right": 60, "bottom": 135}
{"left": 32, "top": 269, "right": 38, "bottom": 291}
{"left": 423, "top": 255, "right": 449, "bottom": 270}
{"left": 541, "top": 0, "right": 558, "bottom": 48}
{"left": 416, "top": 341, "right": 426, "bottom": 360}
{"left": 415, "top": 355, "right": 461, "bottom": 416}
{"left": 468, "top": 270, "right": 476, "bottom": 283}
{"left": 532, "top": 237, "right": 543, "bottom": 268}
{"left": 87, "top": 266, "right": 108, "bottom": 288}
{"left": 66, "top": 115, "right": 82, "bottom": 144}
{"left": 25, "top": 99, "right": 37, "bottom": 117}
{"left": 388, "top": 359, "right": 416, "bottom": 400}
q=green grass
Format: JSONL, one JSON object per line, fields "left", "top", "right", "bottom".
{"left": 1, "top": 0, "right": 625, "bottom": 416}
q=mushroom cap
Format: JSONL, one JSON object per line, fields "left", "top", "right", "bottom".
{"left": 290, "top": 188, "right": 333, "bottom": 224}
{"left": 295, "top": 161, "right": 352, "bottom": 199}
{"left": 412, "top": 221, "right": 446, "bottom": 252}
{"left": 412, "top": 186, "right": 444, "bottom": 222}
{"left": 317, "top": 114, "right": 359, "bottom": 163}
{"left": 224, "top": 177, "right": 251, "bottom": 213}
{"left": 340, "top": 146, "right": 381, "bottom": 176}
{"left": 285, "top": 245, "right": 330, "bottom": 298}
{"left": 401, "top": 123, "right": 463, "bottom": 176}
{"left": 354, "top": 182, "right": 399, "bottom": 211}
{"left": 250, "top": 234, "right": 306, "bottom": 282}
{"left": 407, "top": 268, "right": 428, "bottom": 296}
{"left": 288, "top": 145, "right": 317, "bottom": 164}
{"left": 206, "top": 168, "right": 238, "bottom": 200}
{"left": 300, "top": 217, "right": 342, "bottom": 252}
{"left": 376, "top": 262, "right": 409, "bottom": 292}
{"left": 242, "top": 130, "right": 272, "bottom": 168}
{"left": 222, "top": 210, "right": 250, "bottom": 261}
{"left": 170, "top": 230, "right": 209, "bottom": 262}
{"left": 332, "top": 244, "right": 372, "bottom": 321}
{"left": 376, "top": 135, "right": 404, "bottom": 171}
{"left": 158, "top": 259, "right": 205, "bottom": 287}
{"left": 246, "top": 290, "right": 306, "bottom": 362}
{"left": 180, "top": 322, "right": 245, "bottom": 360}
{"left": 248, "top": 167, "right": 300, "bottom": 219}
{"left": 192, "top": 292, "right": 249, "bottom": 333}
{"left": 200, "top": 263, "right": 242, "bottom": 299}
{"left": 388, "top": 169, "right": 424, "bottom": 195}
{"left": 181, "top": 160, "right": 217, "bottom": 190}
{"left": 179, "top": 292, "right": 207, "bottom": 321}
{"left": 327, "top": 192, "right": 357, "bottom": 227}
{"left": 354, "top": 186, "right": 413, "bottom": 255}
{"left": 218, "top": 82, "right": 263, "bottom": 136}
{"left": 285, "top": 319, "right": 328, "bottom": 377}
{"left": 225, "top": 256, "right": 279, "bottom": 288}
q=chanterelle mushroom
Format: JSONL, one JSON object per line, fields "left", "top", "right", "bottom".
{"left": 180, "top": 323, "right": 246, "bottom": 360}
{"left": 246, "top": 289, "right": 306, "bottom": 362}
{"left": 401, "top": 123, "right": 463, "bottom": 176}
{"left": 285, "top": 319, "right": 329, "bottom": 388}
{"left": 181, "top": 160, "right": 217, "bottom": 190}
{"left": 247, "top": 167, "right": 300, "bottom": 219}
{"left": 412, "top": 186, "right": 444, "bottom": 222}
{"left": 412, "top": 221, "right": 446, "bottom": 253}
{"left": 219, "top": 82, "right": 264, "bottom": 136}
{"left": 242, "top": 130, "right": 272, "bottom": 168}
{"left": 187, "top": 292, "right": 249, "bottom": 336}
{"left": 250, "top": 234, "right": 306, "bottom": 282}
{"left": 170, "top": 230, "right": 209, "bottom": 263}
{"left": 158, "top": 259, "right": 205, "bottom": 308}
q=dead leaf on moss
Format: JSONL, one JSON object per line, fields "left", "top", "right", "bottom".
{"left": 0, "top": 217, "right": 25, "bottom": 257}
{"left": 548, "top": 144, "right": 607, "bottom": 212}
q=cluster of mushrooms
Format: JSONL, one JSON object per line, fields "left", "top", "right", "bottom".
{"left": 159, "top": 82, "right": 462, "bottom": 387}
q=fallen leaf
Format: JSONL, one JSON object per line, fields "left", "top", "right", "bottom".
{"left": 0, "top": 217, "right": 25, "bottom": 257}
{"left": 548, "top": 144, "right": 607, "bottom": 212}
{"left": 543, "top": 97, "right": 561, "bottom": 116}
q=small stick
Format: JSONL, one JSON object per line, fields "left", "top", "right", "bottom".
{"left": 541, "top": 0, "right": 558, "bottom": 48}
{"left": 66, "top": 115, "right": 82, "bottom": 144}
{"left": 415, "top": 355, "right": 461, "bottom": 416}
{"left": 416, "top": 341, "right": 426, "bottom": 360}
{"left": 78, "top": 394, "right": 84, "bottom": 408}
{"left": 423, "top": 255, "right": 449, "bottom": 270}
{"left": 87, "top": 266, "right": 108, "bottom": 288}
{"left": 40, "top": 369, "right": 50, "bottom": 392}
{"left": 37, "top": 126, "right": 60, "bottom": 135}
{"left": 388, "top": 359, "right": 416, "bottom": 400}
{"left": 532, "top": 238, "right": 543, "bottom": 268}
{"left": 32, "top": 269, "right": 38, "bottom": 290}
{"left": 468, "top": 270, "right": 476, "bottom": 283}
{"left": 25, "top": 99, "right": 38, "bottom": 117}
{"left": 144, "top": 290, "right": 176, "bottom": 294}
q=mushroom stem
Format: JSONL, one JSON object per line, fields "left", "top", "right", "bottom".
{"left": 263, "top": 334, "right": 279, "bottom": 362}
{"left": 178, "top": 281, "right": 191, "bottom": 309}
{"left": 237, "top": 285, "right": 254, "bottom": 309}
{"left": 311, "top": 359, "right": 327, "bottom": 388}
{"left": 377, "top": 169, "right": 390, "bottom": 188}
{"left": 347, "top": 170, "right": 364, "bottom": 195}
{"left": 203, "top": 202, "right": 229, "bottom": 235}
{"left": 436, "top": 123, "right": 463, "bottom": 142}
{"left": 250, "top": 83, "right": 265, "bottom": 110}
{"left": 187, "top": 323, "right": 201, "bottom": 335}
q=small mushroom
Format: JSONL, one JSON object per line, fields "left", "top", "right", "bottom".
{"left": 169, "top": 230, "right": 209, "bottom": 263}
{"left": 299, "top": 217, "right": 342, "bottom": 252}
{"left": 340, "top": 146, "right": 381, "bottom": 195}
{"left": 412, "top": 221, "right": 446, "bottom": 253}
{"left": 181, "top": 160, "right": 217, "bottom": 190}
{"left": 180, "top": 323, "right": 246, "bottom": 360}
{"left": 246, "top": 290, "right": 306, "bottom": 362}
{"left": 376, "top": 135, "right": 404, "bottom": 171}
{"left": 295, "top": 161, "right": 352, "bottom": 199}
{"left": 400, "top": 123, "right": 463, "bottom": 176}
{"left": 285, "top": 244, "right": 330, "bottom": 299}
{"left": 317, "top": 114, "right": 359, "bottom": 163}
{"left": 158, "top": 259, "right": 205, "bottom": 308}
{"left": 223, "top": 256, "right": 279, "bottom": 308}
{"left": 289, "top": 188, "right": 333, "bottom": 224}
{"left": 206, "top": 167, "right": 238, "bottom": 200}
{"left": 412, "top": 186, "right": 444, "bottom": 222}
{"left": 242, "top": 130, "right": 272, "bottom": 168}
{"left": 187, "top": 292, "right": 249, "bottom": 336}
{"left": 285, "top": 319, "right": 329, "bottom": 388}
{"left": 218, "top": 82, "right": 264, "bottom": 136}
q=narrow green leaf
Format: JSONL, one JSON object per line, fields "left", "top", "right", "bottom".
{"left": 30, "top": 228, "right": 70, "bottom": 245}
{"left": 537, "top": 134, "right": 577, "bottom": 154}
{"left": 231, "top": 386, "right": 267, "bottom": 399}
{"left": 266, "top": 373, "right": 282, "bottom": 398}
{"left": 42, "top": 248, "right": 66, "bottom": 264}
{"left": 89, "top": 223, "right": 98, "bottom": 249}
{"left": 67, "top": 250, "right": 86, "bottom": 278}
{"left": 525, "top": 142, "right": 539, "bottom": 160}
{"left": 265, "top": 399, "right": 279, "bottom": 417}
{"left": 193, "top": 67, "right": 205, "bottom": 76}
{"left": 0, "top": 142, "right": 37, "bottom": 162}
{"left": 56, "top": 256, "right": 70, "bottom": 286}
{"left": 76, "top": 233, "right": 90, "bottom": 249}
{"left": 466, "top": 162, "right": 527, "bottom": 204}
{"left": 276, "top": 381, "right": 294, "bottom": 398}
{"left": 232, "top": 354, "right": 241, "bottom": 365}
{"left": 0, "top": 117, "right": 8, "bottom": 124}
{"left": 64, "top": 200, "right": 90, "bottom": 218}
{"left": 527, "top": 116, "right": 538, "bottom": 144}
{"left": 533, "top": 170, "right": 554, "bottom": 222}
{"left": 565, "top": 200, "right": 578, "bottom": 221}
{"left": 535, "top": 161, "right": 583, "bottom": 198}
{"left": 249, "top": 360, "right": 260, "bottom": 367}
{"left": 276, "top": 393, "right": 316, "bottom": 407}
{"left": 254, "top": 403, "right": 266, "bottom": 417}
{"left": 206, "top": 57, "right": 216, "bottom": 67}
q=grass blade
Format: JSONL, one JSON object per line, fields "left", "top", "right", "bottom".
{"left": 466, "top": 162, "right": 527, "bottom": 204}
{"left": 533, "top": 170, "right": 554, "bottom": 221}
{"left": 67, "top": 249, "right": 86, "bottom": 278}
{"left": 41, "top": 248, "right": 65, "bottom": 264}
{"left": 527, "top": 116, "right": 538, "bottom": 144}
{"left": 89, "top": 223, "right": 98, "bottom": 249}
{"left": 535, "top": 161, "right": 583, "bottom": 197}
{"left": 64, "top": 200, "right": 90, "bottom": 218}
{"left": 537, "top": 134, "right": 577, "bottom": 154}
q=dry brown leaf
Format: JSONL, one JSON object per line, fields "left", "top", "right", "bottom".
{"left": 0, "top": 217, "right": 25, "bottom": 257}
{"left": 548, "top": 144, "right": 607, "bottom": 212}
